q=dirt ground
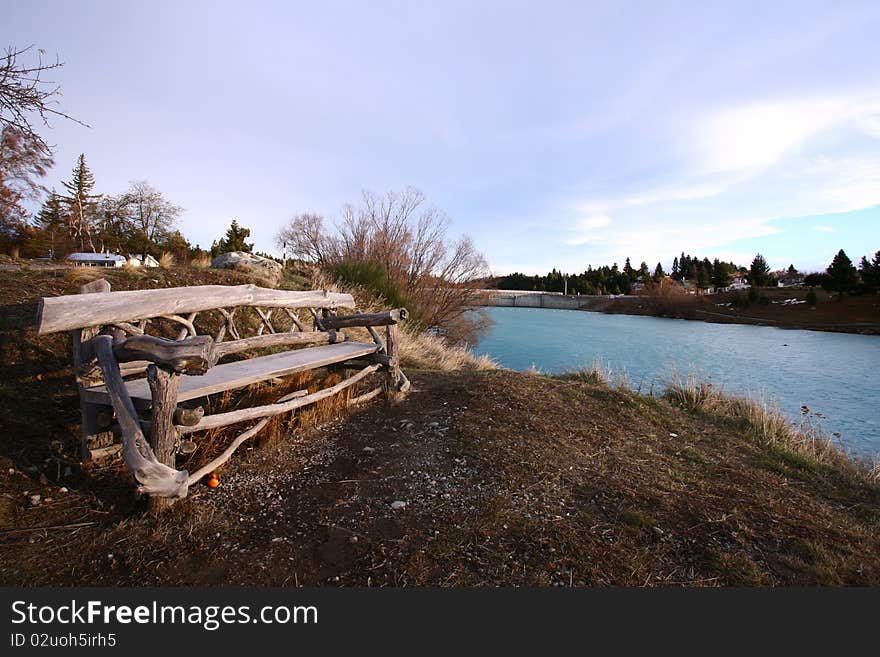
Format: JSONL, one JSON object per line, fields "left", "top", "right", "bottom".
{"left": 2, "top": 368, "right": 879, "bottom": 587}
{"left": 1, "top": 268, "right": 878, "bottom": 586}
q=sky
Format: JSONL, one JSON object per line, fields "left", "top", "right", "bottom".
{"left": 5, "top": 0, "right": 880, "bottom": 275}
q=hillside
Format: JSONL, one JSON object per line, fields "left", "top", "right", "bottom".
{"left": 0, "top": 268, "right": 878, "bottom": 586}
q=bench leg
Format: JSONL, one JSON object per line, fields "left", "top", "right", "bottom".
{"left": 384, "top": 323, "right": 408, "bottom": 401}
{"left": 146, "top": 365, "right": 181, "bottom": 513}
{"left": 79, "top": 401, "right": 115, "bottom": 461}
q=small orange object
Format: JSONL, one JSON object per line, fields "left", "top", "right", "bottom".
{"left": 207, "top": 473, "right": 220, "bottom": 488}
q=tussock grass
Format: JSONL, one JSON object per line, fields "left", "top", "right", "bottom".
{"left": 159, "top": 252, "right": 175, "bottom": 269}
{"left": 398, "top": 330, "right": 497, "bottom": 371}
{"left": 665, "top": 373, "right": 869, "bottom": 481}
{"left": 559, "top": 359, "right": 632, "bottom": 389}
{"left": 190, "top": 253, "right": 212, "bottom": 269}
{"left": 665, "top": 372, "right": 717, "bottom": 413}
{"left": 62, "top": 267, "right": 105, "bottom": 286}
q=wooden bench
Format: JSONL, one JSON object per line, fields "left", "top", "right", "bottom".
{"left": 36, "top": 278, "right": 410, "bottom": 510}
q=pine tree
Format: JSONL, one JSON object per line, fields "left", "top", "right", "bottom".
{"left": 213, "top": 219, "right": 253, "bottom": 256}
{"left": 623, "top": 257, "right": 635, "bottom": 281}
{"left": 858, "top": 251, "right": 880, "bottom": 294}
{"left": 61, "top": 154, "right": 101, "bottom": 252}
{"left": 35, "top": 190, "right": 68, "bottom": 258}
{"left": 824, "top": 249, "right": 859, "bottom": 297}
{"left": 653, "top": 262, "right": 664, "bottom": 282}
{"left": 711, "top": 258, "right": 731, "bottom": 289}
{"left": 671, "top": 256, "right": 679, "bottom": 280}
{"left": 749, "top": 253, "right": 770, "bottom": 287}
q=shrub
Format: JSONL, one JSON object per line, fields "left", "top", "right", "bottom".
{"left": 806, "top": 287, "right": 818, "bottom": 305}
{"left": 158, "top": 252, "right": 175, "bottom": 269}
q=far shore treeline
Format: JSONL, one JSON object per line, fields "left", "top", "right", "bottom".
{"left": 497, "top": 249, "right": 880, "bottom": 297}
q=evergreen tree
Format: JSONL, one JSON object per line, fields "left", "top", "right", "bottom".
{"left": 711, "top": 258, "right": 731, "bottom": 289}
{"left": 787, "top": 264, "right": 798, "bottom": 274}
{"left": 623, "top": 257, "right": 635, "bottom": 281}
{"left": 696, "top": 265, "right": 710, "bottom": 290}
{"left": 824, "top": 249, "right": 859, "bottom": 297}
{"left": 858, "top": 251, "right": 880, "bottom": 294}
{"left": 213, "top": 219, "right": 253, "bottom": 256}
{"left": 34, "top": 190, "right": 69, "bottom": 257}
{"left": 61, "top": 154, "right": 101, "bottom": 252}
{"left": 749, "top": 253, "right": 770, "bottom": 287}
{"left": 653, "top": 262, "right": 664, "bottom": 282}
{"left": 638, "top": 261, "right": 650, "bottom": 280}
{"left": 671, "top": 256, "right": 679, "bottom": 280}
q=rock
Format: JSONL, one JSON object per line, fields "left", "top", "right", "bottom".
{"left": 58, "top": 487, "right": 68, "bottom": 493}
{"left": 669, "top": 432, "right": 678, "bottom": 438}
{"left": 390, "top": 500, "right": 407, "bottom": 510}
{"left": 271, "top": 537, "right": 285, "bottom": 543}
{"left": 29, "top": 494, "right": 41, "bottom": 506}
{"left": 211, "top": 251, "right": 283, "bottom": 287}
{"left": 362, "top": 446, "right": 375, "bottom": 454}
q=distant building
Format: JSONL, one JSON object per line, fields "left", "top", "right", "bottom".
{"left": 776, "top": 272, "right": 805, "bottom": 288}
{"left": 126, "top": 254, "right": 160, "bottom": 268}
{"left": 725, "top": 276, "right": 750, "bottom": 291}
{"left": 66, "top": 252, "right": 126, "bottom": 268}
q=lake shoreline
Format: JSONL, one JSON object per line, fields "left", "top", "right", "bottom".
{"left": 474, "top": 305, "right": 879, "bottom": 455}
{"left": 476, "top": 288, "right": 880, "bottom": 336}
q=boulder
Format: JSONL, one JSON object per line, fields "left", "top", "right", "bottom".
{"left": 211, "top": 251, "right": 283, "bottom": 287}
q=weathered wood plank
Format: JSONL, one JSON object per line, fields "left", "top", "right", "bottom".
{"left": 321, "top": 308, "right": 408, "bottom": 330}
{"left": 179, "top": 363, "right": 382, "bottom": 432}
{"left": 82, "top": 341, "right": 380, "bottom": 404}
{"left": 211, "top": 331, "right": 346, "bottom": 359}
{"left": 37, "top": 285, "right": 356, "bottom": 335}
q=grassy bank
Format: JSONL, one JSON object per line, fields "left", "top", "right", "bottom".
{"left": 0, "top": 268, "right": 878, "bottom": 586}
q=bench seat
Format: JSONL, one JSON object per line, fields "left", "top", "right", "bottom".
{"left": 82, "top": 341, "right": 380, "bottom": 407}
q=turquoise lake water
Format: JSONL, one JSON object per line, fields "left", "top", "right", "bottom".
{"left": 473, "top": 306, "right": 880, "bottom": 456}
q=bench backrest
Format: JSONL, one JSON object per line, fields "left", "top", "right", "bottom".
{"left": 36, "top": 284, "right": 356, "bottom": 335}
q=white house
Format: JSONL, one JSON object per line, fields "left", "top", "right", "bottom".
{"left": 66, "top": 252, "right": 126, "bottom": 268}
{"left": 126, "top": 254, "right": 160, "bottom": 268}
{"left": 725, "top": 276, "right": 750, "bottom": 291}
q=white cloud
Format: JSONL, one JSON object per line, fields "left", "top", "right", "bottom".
{"left": 565, "top": 214, "right": 612, "bottom": 246}
{"left": 814, "top": 225, "right": 835, "bottom": 232}
{"left": 698, "top": 97, "right": 850, "bottom": 173}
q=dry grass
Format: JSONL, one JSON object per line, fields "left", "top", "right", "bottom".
{"left": 158, "top": 252, "right": 175, "bottom": 269}
{"left": 398, "top": 329, "right": 497, "bottom": 371}
{"left": 190, "top": 253, "right": 212, "bottom": 269}
{"left": 62, "top": 267, "right": 105, "bottom": 286}
{"left": 665, "top": 373, "right": 868, "bottom": 479}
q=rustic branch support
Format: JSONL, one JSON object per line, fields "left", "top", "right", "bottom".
{"left": 107, "top": 334, "right": 216, "bottom": 374}
{"left": 321, "top": 308, "right": 408, "bottom": 330}
{"left": 146, "top": 365, "right": 181, "bottom": 513}
{"left": 92, "top": 336, "right": 189, "bottom": 498}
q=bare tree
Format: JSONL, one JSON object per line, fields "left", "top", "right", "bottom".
{"left": 280, "top": 187, "right": 489, "bottom": 337}
{"left": 121, "top": 180, "right": 182, "bottom": 258}
{"left": 276, "top": 212, "right": 329, "bottom": 265}
{"left": 0, "top": 45, "right": 86, "bottom": 153}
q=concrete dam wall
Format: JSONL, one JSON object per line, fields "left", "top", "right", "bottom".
{"left": 474, "top": 291, "right": 618, "bottom": 310}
